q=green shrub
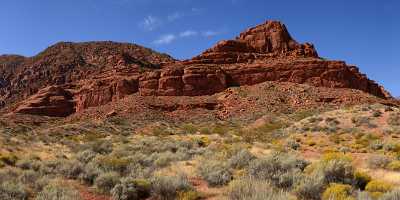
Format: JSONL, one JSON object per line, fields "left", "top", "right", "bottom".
{"left": 248, "top": 152, "right": 308, "bottom": 189}
{"left": 198, "top": 160, "right": 232, "bottom": 187}
{"left": 111, "top": 178, "right": 151, "bottom": 200}
{"left": 35, "top": 182, "right": 80, "bottom": 200}
{"left": 94, "top": 172, "right": 121, "bottom": 193}
{"left": 0, "top": 181, "right": 29, "bottom": 200}
{"left": 151, "top": 175, "right": 192, "bottom": 200}
{"left": 228, "top": 149, "right": 255, "bottom": 169}
{"left": 227, "top": 178, "right": 290, "bottom": 200}
{"left": 322, "top": 183, "right": 353, "bottom": 200}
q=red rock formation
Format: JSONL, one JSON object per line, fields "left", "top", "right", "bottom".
{"left": 14, "top": 86, "right": 75, "bottom": 117}
{"left": 186, "top": 21, "right": 318, "bottom": 64}
{"left": 3, "top": 20, "right": 393, "bottom": 117}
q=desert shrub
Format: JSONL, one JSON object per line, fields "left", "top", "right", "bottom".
{"left": 294, "top": 174, "right": 325, "bottom": 200}
{"left": 365, "top": 180, "right": 393, "bottom": 199}
{"left": 94, "top": 155, "right": 130, "bottom": 173}
{"left": 367, "top": 155, "right": 391, "bottom": 169}
{"left": 76, "top": 149, "right": 97, "bottom": 164}
{"left": 387, "top": 160, "right": 400, "bottom": 171}
{"left": 248, "top": 152, "right": 308, "bottom": 189}
{"left": 151, "top": 175, "right": 192, "bottom": 200}
{"left": 79, "top": 162, "right": 102, "bottom": 185}
{"left": 35, "top": 182, "right": 80, "bottom": 200}
{"left": 351, "top": 116, "right": 377, "bottom": 128}
{"left": 19, "top": 170, "right": 40, "bottom": 185}
{"left": 353, "top": 171, "right": 371, "bottom": 190}
{"left": 0, "top": 154, "right": 18, "bottom": 166}
{"left": 177, "top": 190, "right": 202, "bottom": 200}
{"left": 320, "top": 159, "right": 354, "bottom": 184}
{"left": 127, "top": 163, "right": 154, "bottom": 179}
{"left": 285, "top": 139, "right": 300, "bottom": 150}
{"left": 33, "top": 176, "right": 50, "bottom": 193}
{"left": 228, "top": 149, "right": 255, "bottom": 169}
{"left": 94, "top": 172, "right": 121, "bottom": 193}
{"left": 58, "top": 159, "right": 83, "bottom": 179}
{"left": 0, "top": 168, "right": 22, "bottom": 183}
{"left": 16, "top": 157, "right": 41, "bottom": 170}
{"left": 388, "top": 113, "right": 400, "bottom": 126}
{"left": 85, "top": 140, "right": 113, "bottom": 154}
{"left": 38, "top": 159, "right": 64, "bottom": 175}
{"left": 372, "top": 110, "right": 382, "bottom": 117}
{"left": 370, "top": 141, "right": 384, "bottom": 150}
{"left": 383, "top": 143, "right": 400, "bottom": 152}
{"left": 380, "top": 190, "right": 400, "bottom": 200}
{"left": 356, "top": 191, "right": 373, "bottom": 200}
{"left": 181, "top": 124, "right": 198, "bottom": 134}
{"left": 0, "top": 181, "right": 29, "bottom": 200}
{"left": 322, "top": 183, "right": 353, "bottom": 200}
{"left": 153, "top": 152, "right": 180, "bottom": 168}
{"left": 111, "top": 178, "right": 151, "bottom": 200}
{"left": 198, "top": 160, "right": 232, "bottom": 187}
{"left": 227, "top": 178, "right": 290, "bottom": 200}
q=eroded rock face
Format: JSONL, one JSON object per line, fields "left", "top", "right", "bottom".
{"left": 75, "top": 76, "right": 139, "bottom": 112}
{"left": 15, "top": 86, "right": 75, "bottom": 117}
{"left": 4, "top": 20, "right": 393, "bottom": 117}
{"left": 139, "top": 65, "right": 226, "bottom": 96}
{"left": 186, "top": 20, "right": 318, "bottom": 64}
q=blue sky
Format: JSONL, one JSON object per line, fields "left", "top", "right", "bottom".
{"left": 0, "top": 0, "right": 399, "bottom": 96}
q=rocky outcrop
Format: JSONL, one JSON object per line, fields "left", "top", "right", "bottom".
{"left": 3, "top": 20, "right": 393, "bottom": 117}
{"left": 138, "top": 66, "right": 227, "bottom": 96}
{"left": 75, "top": 76, "right": 139, "bottom": 112}
{"left": 14, "top": 86, "right": 75, "bottom": 117}
{"left": 186, "top": 21, "right": 318, "bottom": 64}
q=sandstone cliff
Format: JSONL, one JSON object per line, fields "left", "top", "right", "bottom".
{"left": 0, "top": 20, "right": 392, "bottom": 117}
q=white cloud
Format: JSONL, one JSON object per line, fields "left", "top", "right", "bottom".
{"left": 179, "top": 30, "right": 198, "bottom": 37}
{"left": 153, "top": 34, "right": 177, "bottom": 45}
{"left": 167, "top": 12, "right": 184, "bottom": 22}
{"left": 139, "top": 15, "right": 161, "bottom": 31}
{"left": 202, "top": 30, "right": 220, "bottom": 37}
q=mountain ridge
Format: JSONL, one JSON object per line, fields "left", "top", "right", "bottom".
{"left": 0, "top": 20, "right": 396, "bottom": 118}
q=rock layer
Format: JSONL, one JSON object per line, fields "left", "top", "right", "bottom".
{"left": 1, "top": 20, "right": 392, "bottom": 117}
{"left": 14, "top": 86, "right": 75, "bottom": 117}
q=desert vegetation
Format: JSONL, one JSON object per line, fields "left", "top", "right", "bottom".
{"left": 0, "top": 103, "right": 399, "bottom": 199}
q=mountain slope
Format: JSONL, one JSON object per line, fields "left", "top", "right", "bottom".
{"left": 0, "top": 20, "right": 396, "bottom": 118}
